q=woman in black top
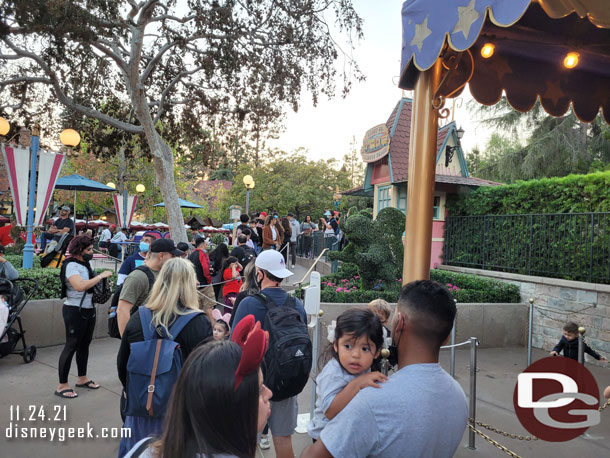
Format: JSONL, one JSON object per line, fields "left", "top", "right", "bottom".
{"left": 209, "top": 242, "right": 229, "bottom": 302}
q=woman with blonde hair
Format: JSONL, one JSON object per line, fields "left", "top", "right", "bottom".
{"left": 117, "top": 257, "right": 213, "bottom": 457}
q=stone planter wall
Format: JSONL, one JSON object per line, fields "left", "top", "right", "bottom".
{"left": 439, "top": 265, "right": 610, "bottom": 365}
{"left": 312, "top": 301, "right": 527, "bottom": 351}
{"left": 13, "top": 298, "right": 112, "bottom": 348}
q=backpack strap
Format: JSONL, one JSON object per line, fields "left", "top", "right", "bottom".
{"left": 135, "top": 266, "right": 155, "bottom": 289}
{"left": 255, "top": 292, "right": 296, "bottom": 310}
{"left": 254, "top": 293, "right": 277, "bottom": 310}
{"left": 168, "top": 311, "right": 202, "bottom": 338}
{"left": 138, "top": 306, "right": 155, "bottom": 341}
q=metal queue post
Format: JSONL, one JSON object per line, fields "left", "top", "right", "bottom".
{"left": 578, "top": 326, "right": 586, "bottom": 365}
{"left": 303, "top": 271, "right": 322, "bottom": 419}
{"left": 440, "top": 336, "right": 479, "bottom": 450}
{"left": 527, "top": 298, "right": 534, "bottom": 367}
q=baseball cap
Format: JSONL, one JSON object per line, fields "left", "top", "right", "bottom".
{"left": 260, "top": 211, "right": 268, "bottom": 218}
{"left": 287, "top": 212, "right": 294, "bottom": 217}
{"left": 323, "top": 210, "right": 331, "bottom": 217}
{"left": 176, "top": 242, "right": 190, "bottom": 253}
{"left": 194, "top": 236, "right": 207, "bottom": 246}
{"left": 150, "top": 238, "right": 184, "bottom": 256}
{"left": 61, "top": 205, "right": 71, "bottom": 212}
{"left": 255, "top": 250, "right": 293, "bottom": 279}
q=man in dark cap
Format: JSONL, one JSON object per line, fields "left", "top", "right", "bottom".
{"left": 116, "top": 238, "right": 184, "bottom": 336}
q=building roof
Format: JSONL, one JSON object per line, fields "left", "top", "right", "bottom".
{"left": 385, "top": 98, "right": 454, "bottom": 183}
{"left": 435, "top": 174, "right": 500, "bottom": 187}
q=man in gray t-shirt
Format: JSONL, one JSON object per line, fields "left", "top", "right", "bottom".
{"left": 301, "top": 280, "right": 468, "bottom": 458}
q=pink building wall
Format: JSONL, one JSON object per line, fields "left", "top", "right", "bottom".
{"left": 430, "top": 219, "right": 445, "bottom": 269}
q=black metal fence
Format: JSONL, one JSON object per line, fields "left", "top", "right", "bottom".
{"left": 443, "top": 212, "right": 610, "bottom": 284}
{"left": 296, "top": 232, "right": 340, "bottom": 264}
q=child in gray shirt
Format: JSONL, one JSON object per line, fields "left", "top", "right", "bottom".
{"left": 307, "top": 308, "right": 387, "bottom": 440}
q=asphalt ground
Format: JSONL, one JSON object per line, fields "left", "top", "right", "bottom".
{"left": 2, "top": 261, "right": 610, "bottom": 457}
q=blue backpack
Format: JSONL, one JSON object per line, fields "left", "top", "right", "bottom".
{"left": 125, "top": 307, "right": 200, "bottom": 418}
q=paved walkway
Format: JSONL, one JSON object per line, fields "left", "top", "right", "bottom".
{"left": 2, "top": 339, "right": 610, "bottom": 458}
{"left": 3, "top": 259, "right": 610, "bottom": 457}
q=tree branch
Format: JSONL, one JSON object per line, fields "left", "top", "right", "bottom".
{"left": 0, "top": 38, "right": 143, "bottom": 135}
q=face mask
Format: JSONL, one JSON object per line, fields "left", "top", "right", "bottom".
{"left": 82, "top": 253, "right": 93, "bottom": 262}
{"left": 139, "top": 242, "right": 150, "bottom": 253}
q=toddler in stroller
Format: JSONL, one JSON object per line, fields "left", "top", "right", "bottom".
{"left": 0, "top": 278, "right": 38, "bottom": 363}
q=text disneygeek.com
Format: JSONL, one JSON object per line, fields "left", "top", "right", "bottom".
{"left": 4, "top": 405, "right": 131, "bottom": 442}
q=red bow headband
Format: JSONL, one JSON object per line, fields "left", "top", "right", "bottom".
{"left": 231, "top": 314, "right": 268, "bottom": 391}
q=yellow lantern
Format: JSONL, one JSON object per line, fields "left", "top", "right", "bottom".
{"left": 563, "top": 52, "right": 579, "bottom": 69}
{"left": 135, "top": 183, "right": 146, "bottom": 193}
{"left": 60, "top": 128, "right": 81, "bottom": 147}
{"left": 480, "top": 43, "right": 495, "bottom": 59}
{"left": 243, "top": 174, "right": 254, "bottom": 186}
{"left": 0, "top": 116, "right": 9, "bottom": 136}
{"left": 106, "top": 182, "right": 116, "bottom": 189}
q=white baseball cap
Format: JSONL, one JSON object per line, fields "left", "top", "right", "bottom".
{"left": 255, "top": 249, "right": 293, "bottom": 279}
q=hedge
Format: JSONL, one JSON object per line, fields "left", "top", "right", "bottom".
{"left": 299, "top": 269, "right": 521, "bottom": 304}
{"left": 13, "top": 267, "right": 118, "bottom": 300}
{"left": 446, "top": 171, "right": 610, "bottom": 216}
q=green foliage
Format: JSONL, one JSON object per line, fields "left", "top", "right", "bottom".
{"left": 329, "top": 207, "right": 404, "bottom": 288}
{"left": 307, "top": 269, "right": 520, "bottom": 304}
{"left": 210, "top": 233, "right": 227, "bottom": 247}
{"left": 230, "top": 152, "right": 352, "bottom": 219}
{"left": 447, "top": 171, "right": 610, "bottom": 215}
{"left": 429, "top": 270, "right": 520, "bottom": 303}
{"left": 4, "top": 255, "right": 40, "bottom": 269}
{"left": 12, "top": 267, "right": 118, "bottom": 300}
{"left": 468, "top": 98, "right": 610, "bottom": 183}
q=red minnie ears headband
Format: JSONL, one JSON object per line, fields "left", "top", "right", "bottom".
{"left": 231, "top": 314, "right": 268, "bottom": 391}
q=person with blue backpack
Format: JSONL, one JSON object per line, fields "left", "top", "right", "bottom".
{"left": 231, "top": 249, "right": 312, "bottom": 458}
{"left": 117, "top": 258, "right": 213, "bottom": 457}
{"left": 123, "top": 315, "right": 272, "bottom": 458}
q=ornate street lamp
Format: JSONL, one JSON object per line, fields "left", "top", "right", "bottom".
{"left": 0, "top": 116, "right": 79, "bottom": 268}
{"left": 243, "top": 174, "right": 255, "bottom": 215}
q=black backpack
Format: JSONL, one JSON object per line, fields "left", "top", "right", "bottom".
{"left": 108, "top": 266, "right": 155, "bottom": 339}
{"left": 256, "top": 293, "right": 312, "bottom": 401}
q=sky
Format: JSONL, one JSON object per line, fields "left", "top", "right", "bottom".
{"left": 270, "top": 0, "right": 491, "bottom": 162}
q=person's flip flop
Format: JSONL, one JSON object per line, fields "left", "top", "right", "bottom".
{"left": 54, "top": 389, "right": 78, "bottom": 399}
{"left": 75, "top": 380, "right": 100, "bottom": 390}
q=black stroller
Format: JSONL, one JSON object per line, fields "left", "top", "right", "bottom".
{"left": 0, "top": 278, "right": 39, "bottom": 363}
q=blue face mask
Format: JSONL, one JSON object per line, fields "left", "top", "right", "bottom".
{"left": 139, "top": 242, "right": 150, "bottom": 253}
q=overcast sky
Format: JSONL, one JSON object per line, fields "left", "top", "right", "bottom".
{"left": 270, "top": 0, "right": 492, "bottom": 162}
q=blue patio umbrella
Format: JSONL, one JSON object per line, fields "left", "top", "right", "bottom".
{"left": 154, "top": 198, "right": 204, "bottom": 209}
{"left": 55, "top": 174, "right": 116, "bottom": 234}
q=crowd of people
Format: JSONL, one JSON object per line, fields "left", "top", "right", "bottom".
{"left": 50, "top": 219, "right": 474, "bottom": 457}
{"left": 2, "top": 204, "right": 610, "bottom": 457}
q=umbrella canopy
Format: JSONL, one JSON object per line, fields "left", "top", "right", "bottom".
{"left": 154, "top": 198, "right": 204, "bottom": 209}
{"left": 55, "top": 174, "right": 117, "bottom": 192}
{"left": 400, "top": 0, "right": 610, "bottom": 123}
{"left": 397, "top": 0, "right": 610, "bottom": 283}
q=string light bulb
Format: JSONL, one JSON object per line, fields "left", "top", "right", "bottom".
{"left": 480, "top": 43, "right": 495, "bottom": 59}
{"left": 563, "top": 52, "right": 579, "bottom": 69}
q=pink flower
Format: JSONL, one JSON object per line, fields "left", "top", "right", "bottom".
{"left": 336, "top": 287, "right": 342, "bottom": 292}
{"left": 354, "top": 276, "right": 360, "bottom": 279}
{"left": 447, "top": 283, "right": 452, "bottom": 288}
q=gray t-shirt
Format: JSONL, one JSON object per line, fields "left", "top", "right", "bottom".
{"left": 308, "top": 358, "right": 363, "bottom": 439}
{"left": 320, "top": 363, "right": 468, "bottom": 458}
{"left": 64, "top": 262, "right": 93, "bottom": 309}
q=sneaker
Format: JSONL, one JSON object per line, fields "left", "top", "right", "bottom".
{"left": 291, "top": 264, "right": 295, "bottom": 268}
{"left": 259, "top": 435, "right": 271, "bottom": 450}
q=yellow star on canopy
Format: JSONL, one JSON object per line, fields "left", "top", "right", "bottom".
{"left": 542, "top": 80, "right": 564, "bottom": 103}
{"left": 453, "top": 0, "right": 480, "bottom": 41}
{"left": 411, "top": 16, "right": 431, "bottom": 52}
